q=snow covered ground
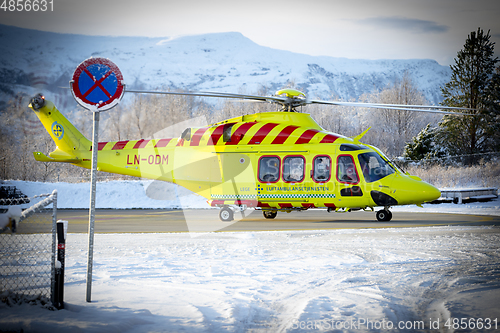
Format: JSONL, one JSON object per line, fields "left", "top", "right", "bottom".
{"left": 1, "top": 180, "right": 499, "bottom": 332}
{"left": 1, "top": 226, "right": 499, "bottom": 332}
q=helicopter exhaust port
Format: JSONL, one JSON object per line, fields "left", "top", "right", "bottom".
{"left": 30, "top": 93, "right": 46, "bottom": 110}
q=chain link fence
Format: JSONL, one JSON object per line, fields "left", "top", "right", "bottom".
{"left": 0, "top": 190, "right": 57, "bottom": 306}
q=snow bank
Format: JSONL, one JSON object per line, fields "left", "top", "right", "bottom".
{"left": 2, "top": 180, "right": 209, "bottom": 210}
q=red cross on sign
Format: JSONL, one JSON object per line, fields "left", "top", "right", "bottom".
{"left": 71, "top": 58, "right": 125, "bottom": 111}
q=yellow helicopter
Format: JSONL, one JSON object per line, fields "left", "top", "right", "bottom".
{"left": 29, "top": 85, "right": 470, "bottom": 222}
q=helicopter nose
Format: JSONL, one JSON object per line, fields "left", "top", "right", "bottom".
{"left": 415, "top": 181, "right": 441, "bottom": 203}
{"left": 392, "top": 175, "right": 441, "bottom": 205}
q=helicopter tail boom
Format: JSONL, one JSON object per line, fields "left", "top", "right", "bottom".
{"left": 29, "top": 94, "right": 91, "bottom": 164}
{"left": 28, "top": 95, "right": 180, "bottom": 183}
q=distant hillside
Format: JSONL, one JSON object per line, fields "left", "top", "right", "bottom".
{"left": 0, "top": 24, "right": 451, "bottom": 110}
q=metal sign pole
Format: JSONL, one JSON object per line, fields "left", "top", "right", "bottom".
{"left": 70, "top": 57, "right": 124, "bottom": 303}
{"left": 86, "top": 111, "right": 100, "bottom": 302}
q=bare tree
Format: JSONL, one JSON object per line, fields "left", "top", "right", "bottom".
{"left": 359, "top": 71, "right": 438, "bottom": 157}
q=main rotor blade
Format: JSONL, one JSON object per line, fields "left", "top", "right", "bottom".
{"left": 198, "top": 91, "right": 287, "bottom": 102}
{"left": 360, "top": 102, "right": 476, "bottom": 111}
{"left": 123, "top": 88, "right": 474, "bottom": 115}
{"left": 124, "top": 89, "right": 286, "bottom": 103}
{"left": 309, "top": 100, "right": 475, "bottom": 115}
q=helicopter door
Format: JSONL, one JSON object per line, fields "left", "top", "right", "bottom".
{"left": 209, "top": 153, "right": 257, "bottom": 206}
{"left": 337, "top": 155, "right": 364, "bottom": 197}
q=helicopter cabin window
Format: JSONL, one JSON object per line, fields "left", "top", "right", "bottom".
{"left": 283, "top": 156, "right": 305, "bottom": 183}
{"left": 358, "top": 152, "right": 395, "bottom": 183}
{"left": 337, "top": 155, "right": 359, "bottom": 184}
{"left": 313, "top": 156, "right": 331, "bottom": 182}
{"left": 259, "top": 156, "right": 280, "bottom": 183}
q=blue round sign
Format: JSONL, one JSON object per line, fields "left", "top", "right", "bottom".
{"left": 71, "top": 58, "right": 125, "bottom": 111}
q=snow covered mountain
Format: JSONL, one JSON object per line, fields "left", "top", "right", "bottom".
{"left": 0, "top": 24, "right": 451, "bottom": 110}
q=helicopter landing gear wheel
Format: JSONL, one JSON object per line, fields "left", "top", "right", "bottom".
{"left": 263, "top": 210, "right": 277, "bottom": 219}
{"left": 376, "top": 209, "right": 392, "bottom": 222}
{"left": 219, "top": 207, "right": 234, "bottom": 222}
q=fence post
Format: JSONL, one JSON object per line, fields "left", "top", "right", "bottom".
{"left": 54, "top": 220, "right": 67, "bottom": 309}
{"left": 50, "top": 190, "right": 58, "bottom": 307}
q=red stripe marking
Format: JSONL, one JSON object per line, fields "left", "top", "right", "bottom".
{"left": 98, "top": 142, "right": 108, "bottom": 151}
{"left": 258, "top": 202, "right": 271, "bottom": 208}
{"left": 133, "top": 139, "right": 150, "bottom": 149}
{"left": 234, "top": 200, "right": 258, "bottom": 207}
{"left": 208, "top": 123, "right": 236, "bottom": 145}
{"left": 271, "top": 125, "right": 299, "bottom": 144}
{"left": 302, "top": 203, "right": 316, "bottom": 209}
{"left": 176, "top": 139, "right": 185, "bottom": 146}
{"left": 154, "top": 139, "right": 171, "bottom": 148}
{"left": 320, "top": 134, "right": 339, "bottom": 144}
{"left": 247, "top": 123, "right": 279, "bottom": 145}
{"left": 90, "top": 142, "right": 109, "bottom": 151}
{"left": 279, "top": 203, "right": 294, "bottom": 208}
{"left": 112, "top": 141, "right": 129, "bottom": 150}
{"left": 226, "top": 122, "right": 257, "bottom": 145}
{"left": 190, "top": 127, "right": 209, "bottom": 146}
{"left": 210, "top": 200, "right": 225, "bottom": 207}
{"left": 295, "top": 129, "right": 320, "bottom": 144}
{"left": 325, "top": 203, "right": 336, "bottom": 208}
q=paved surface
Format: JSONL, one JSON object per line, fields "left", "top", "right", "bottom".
{"left": 49, "top": 209, "right": 500, "bottom": 233}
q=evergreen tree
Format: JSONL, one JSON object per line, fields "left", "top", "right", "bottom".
{"left": 439, "top": 28, "right": 499, "bottom": 165}
{"left": 403, "top": 124, "right": 446, "bottom": 162}
{"left": 483, "top": 66, "right": 500, "bottom": 153}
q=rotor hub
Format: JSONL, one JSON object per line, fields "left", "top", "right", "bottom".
{"left": 274, "top": 88, "right": 307, "bottom": 112}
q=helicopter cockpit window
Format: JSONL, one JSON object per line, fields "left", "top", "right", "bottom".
{"left": 313, "top": 156, "right": 331, "bottom": 182}
{"left": 259, "top": 156, "right": 280, "bottom": 183}
{"left": 358, "top": 152, "right": 395, "bottom": 183}
{"left": 283, "top": 156, "right": 305, "bottom": 183}
{"left": 337, "top": 155, "right": 359, "bottom": 183}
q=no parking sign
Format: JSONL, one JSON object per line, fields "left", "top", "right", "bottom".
{"left": 70, "top": 57, "right": 126, "bottom": 302}
{"left": 71, "top": 57, "right": 125, "bottom": 111}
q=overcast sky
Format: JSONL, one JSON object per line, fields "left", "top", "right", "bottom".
{"left": 1, "top": 0, "right": 499, "bottom": 65}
